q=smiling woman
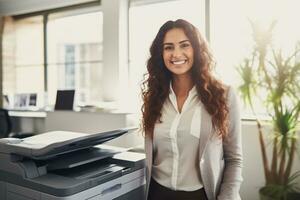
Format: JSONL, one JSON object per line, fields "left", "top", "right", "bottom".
{"left": 141, "top": 19, "right": 243, "bottom": 200}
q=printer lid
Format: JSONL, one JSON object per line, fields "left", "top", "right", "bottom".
{"left": 0, "top": 127, "right": 136, "bottom": 160}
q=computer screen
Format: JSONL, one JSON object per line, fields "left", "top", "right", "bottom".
{"left": 54, "top": 90, "right": 75, "bottom": 110}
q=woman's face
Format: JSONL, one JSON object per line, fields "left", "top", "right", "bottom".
{"left": 162, "top": 28, "right": 194, "bottom": 76}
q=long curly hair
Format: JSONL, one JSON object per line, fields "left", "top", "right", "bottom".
{"left": 141, "top": 19, "right": 229, "bottom": 138}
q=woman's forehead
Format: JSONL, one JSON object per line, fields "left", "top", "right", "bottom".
{"left": 163, "top": 28, "right": 189, "bottom": 44}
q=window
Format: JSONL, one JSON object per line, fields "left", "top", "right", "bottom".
{"left": 47, "top": 11, "right": 103, "bottom": 106}
{"left": 210, "top": 0, "right": 300, "bottom": 118}
{"left": 2, "top": 8, "right": 103, "bottom": 109}
{"left": 129, "top": 0, "right": 206, "bottom": 111}
{"left": 3, "top": 16, "right": 44, "bottom": 107}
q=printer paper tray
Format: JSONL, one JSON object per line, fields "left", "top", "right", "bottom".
{"left": 4, "top": 168, "right": 146, "bottom": 199}
{"left": 47, "top": 147, "right": 119, "bottom": 170}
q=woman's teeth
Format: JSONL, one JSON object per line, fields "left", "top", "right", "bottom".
{"left": 172, "top": 60, "right": 186, "bottom": 65}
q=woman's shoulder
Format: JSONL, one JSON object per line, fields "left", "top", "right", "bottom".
{"left": 224, "top": 85, "right": 240, "bottom": 108}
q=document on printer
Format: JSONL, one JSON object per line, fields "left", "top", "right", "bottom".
{"left": 19, "top": 131, "right": 88, "bottom": 148}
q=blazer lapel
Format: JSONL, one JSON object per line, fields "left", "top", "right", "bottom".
{"left": 145, "top": 134, "right": 153, "bottom": 175}
{"left": 199, "top": 106, "right": 213, "bottom": 160}
{"left": 145, "top": 133, "right": 153, "bottom": 199}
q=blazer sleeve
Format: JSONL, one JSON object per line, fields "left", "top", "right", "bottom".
{"left": 217, "top": 87, "right": 243, "bottom": 200}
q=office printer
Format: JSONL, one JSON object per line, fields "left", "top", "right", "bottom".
{"left": 0, "top": 129, "right": 145, "bottom": 200}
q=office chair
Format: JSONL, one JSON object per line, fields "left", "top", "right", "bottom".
{"left": 0, "top": 108, "right": 34, "bottom": 139}
{"left": 0, "top": 108, "right": 12, "bottom": 138}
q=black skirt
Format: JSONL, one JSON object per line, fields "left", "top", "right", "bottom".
{"left": 148, "top": 178, "right": 208, "bottom": 200}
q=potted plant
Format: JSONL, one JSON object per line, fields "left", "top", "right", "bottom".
{"left": 237, "top": 21, "right": 300, "bottom": 200}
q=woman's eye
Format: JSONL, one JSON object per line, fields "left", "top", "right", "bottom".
{"left": 164, "top": 46, "right": 173, "bottom": 50}
{"left": 181, "top": 43, "right": 190, "bottom": 48}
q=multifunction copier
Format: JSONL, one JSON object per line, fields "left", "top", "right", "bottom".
{"left": 0, "top": 128, "right": 146, "bottom": 200}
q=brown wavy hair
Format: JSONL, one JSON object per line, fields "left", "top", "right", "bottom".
{"left": 141, "top": 19, "right": 229, "bottom": 138}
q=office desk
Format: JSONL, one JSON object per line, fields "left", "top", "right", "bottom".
{"left": 45, "top": 111, "right": 130, "bottom": 132}
{"left": 8, "top": 110, "right": 143, "bottom": 148}
{"left": 8, "top": 110, "right": 46, "bottom": 134}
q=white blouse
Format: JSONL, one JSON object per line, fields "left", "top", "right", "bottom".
{"left": 152, "top": 84, "right": 203, "bottom": 191}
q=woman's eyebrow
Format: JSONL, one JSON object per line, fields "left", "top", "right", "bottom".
{"left": 179, "top": 40, "right": 190, "bottom": 44}
{"left": 163, "top": 40, "right": 190, "bottom": 46}
{"left": 163, "top": 42, "right": 174, "bottom": 46}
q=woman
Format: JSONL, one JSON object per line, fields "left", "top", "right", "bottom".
{"left": 141, "top": 19, "right": 243, "bottom": 200}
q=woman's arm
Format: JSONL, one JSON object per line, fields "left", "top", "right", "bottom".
{"left": 217, "top": 87, "right": 243, "bottom": 200}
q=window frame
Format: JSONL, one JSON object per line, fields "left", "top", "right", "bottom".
{"left": 12, "top": 1, "right": 102, "bottom": 93}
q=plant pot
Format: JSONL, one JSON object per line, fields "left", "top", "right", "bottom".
{"left": 259, "top": 187, "right": 300, "bottom": 200}
{"left": 287, "top": 192, "right": 300, "bottom": 200}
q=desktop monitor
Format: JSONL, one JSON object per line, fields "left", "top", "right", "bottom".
{"left": 54, "top": 90, "right": 75, "bottom": 110}
{"left": 28, "top": 94, "right": 37, "bottom": 107}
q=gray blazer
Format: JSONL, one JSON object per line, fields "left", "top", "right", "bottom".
{"left": 144, "top": 87, "right": 243, "bottom": 200}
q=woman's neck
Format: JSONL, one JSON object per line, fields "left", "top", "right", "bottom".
{"left": 171, "top": 74, "right": 194, "bottom": 97}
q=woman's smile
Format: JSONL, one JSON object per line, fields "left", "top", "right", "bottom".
{"left": 171, "top": 59, "right": 187, "bottom": 65}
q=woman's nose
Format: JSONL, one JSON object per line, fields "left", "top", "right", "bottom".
{"left": 172, "top": 47, "right": 183, "bottom": 58}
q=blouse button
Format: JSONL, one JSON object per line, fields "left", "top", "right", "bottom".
{"left": 200, "top": 158, "right": 205, "bottom": 164}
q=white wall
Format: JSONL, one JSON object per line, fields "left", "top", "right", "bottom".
{"left": 101, "top": 0, "right": 129, "bottom": 102}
